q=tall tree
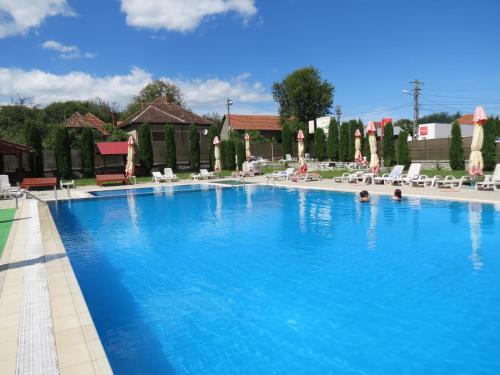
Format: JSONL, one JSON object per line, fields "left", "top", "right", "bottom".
{"left": 54, "top": 127, "right": 72, "bottom": 179}
{"left": 188, "top": 124, "right": 200, "bottom": 171}
{"left": 397, "top": 131, "right": 410, "bottom": 167}
{"left": 138, "top": 123, "right": 153, "bottom": 174}
{"left": 327, "top": 118, "right": 339, "bottom": 160}
{"left": 80, "top": 128, "right": 95, "bottom": 177}
{"left": 338, "top": 122, "right": 349, "bottom": 161}
{"left": 347, "top": 120, "right": 357, "bottom": 161}
{"left": 223, "top": 140, "right": 235, "bottom": 170}
{"left": 164, "top": 124, "right": 177, "bottom": 170}
{"left": 482, "top": 118, "right": 497, "bottom": 171}
{"left": 272, "top": 66, "right": 334, "bottom": 124}
{"left": 383, "top": 123, "right": 396, "bottom": 166}
{"left": 235, "top": 139, "right": 245, "bottom": 170}
{"left": 281, "top": 122, "right": 292, "bottom": 156}
{"left": 208, "top": 124, "right": 219, "bottom": 170}
{"left": 449, "top": 121, "right": 465, "bottom": 170}
{"left": 364, "top": 133, "right": 371, "bottom": 163}
{"left": 314, "top": 128, "right": 327, "bottom": 161}
{"left": 395, "top": 118, "right": 413, "bottom": 136}
{"left": 24, "top": 119, "right": 44, "bottom": 177}
{"left": 418, "top": 111, "right": 461, "bottom": 125}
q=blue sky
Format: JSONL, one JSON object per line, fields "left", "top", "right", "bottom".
{"left": 1, "top": 0, "right": 499, "bottom": 121}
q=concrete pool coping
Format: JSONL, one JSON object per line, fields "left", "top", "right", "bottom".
{"left": 0, "top": 176, "right": 498, "bottom": 374}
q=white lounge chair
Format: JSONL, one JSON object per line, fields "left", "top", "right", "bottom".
{"left": 373, "top": 165, "right": 404, "bottom": 185}
{"left": 280, "top": 154, "right": 297, "bottom": 163}
{"left": 152, "top": 171, "right": 168, "bottom": 183}
{"left": 335, "top": 170, "right": 366, "bottom": 183}
{"left": 476, "top": 164, "right": 500, "bottom": 191}
{"left": 291, "top": 172, "right": 321, "bottom": 182}
{"left": 267, "top": 168, "right": 294, "bottom": 181}
{"left": 191, "top": 169, "right": 214, "bottom": 180}
{"left": 163, "top": 168, "right": 179, "bottom": 182}
{"left": 0, "top": 175, "right": 21, "bottom": 199}
{"left": 394, "top": 163, "right": 422, "bottom": 185}
{"left": 436, "top": 175, "right": 470, "bottom": 189}
{"left": 411, "top": 175, "right": 443, "bottom": 187}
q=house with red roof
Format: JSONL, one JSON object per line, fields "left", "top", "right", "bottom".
{"left": 220, "top": 114, "right": 281, "bottom": 141}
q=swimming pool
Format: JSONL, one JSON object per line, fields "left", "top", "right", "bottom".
{"left": 50, "top": 185, "right": 500, "bottom": 374}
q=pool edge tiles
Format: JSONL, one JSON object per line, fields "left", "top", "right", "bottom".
{"left": 0, "top": 200, "right": 113, "bottom": 375}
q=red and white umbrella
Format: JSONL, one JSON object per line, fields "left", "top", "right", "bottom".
{"left": 354, "top": 128, "right": 363, "bottom": 163}
{"left": 125, "top": 136, "right": 135, "bottom": 178}
{"left": 213, "top": 136, "right": 222, "bottom": 172}
{"left": 244, "top": 133, "right": 251, "bottom": 161}
{"left": 297, "top": 130, "right": 307, "bottom": 173}
{"left": 367, "top": 121, "right": 379, "bottom": 173}
{"left": 469, "top": 106, "right": 487, "bottom": 176}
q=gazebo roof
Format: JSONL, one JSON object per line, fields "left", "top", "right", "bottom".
{"left": 0, "top": 138, "right": 34, "bottom": 154}
{"left": 96, "top": 142, "right": 129, "bottom": 155}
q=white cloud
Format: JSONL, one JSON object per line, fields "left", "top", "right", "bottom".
{"left": 0, "top": 0, "right": 74, "bottom": 38}
{"left": 42, "top": 40, "right": 96, "bottom": 59}
{"left": 0, "top": 67, "right": 273, "bottom": 113}
{"left": 120, "top": 0, "right": 257, "bottom": 32}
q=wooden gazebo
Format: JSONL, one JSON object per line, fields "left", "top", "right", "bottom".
{"left": 0, "top": 138, "right": 34, "bottom": 182}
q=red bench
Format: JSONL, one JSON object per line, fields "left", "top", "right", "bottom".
{"left": 21, "top": 177, "right": 57, "bottom": 190}
{"left": 96, "top": 174, "right": 129, "bottom": 187}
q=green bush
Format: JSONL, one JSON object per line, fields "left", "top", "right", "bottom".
{"left": 348, "top": 120, "right": 357, "bottom": 161}
{"left": 208, "top": 124, "right": 218, "bottom": 170}
{"left": 224, "top": 139, "right": 235, "bottom": 170}
{"left": 138, "top": 123, "right": 153, "bottom": 174}
{"left": 220, "top": 140, "right": 227, "bottom": 168}
{"left": 327, "top": 119, "right": 339, "bottom": 160}
{"left": 383, "top": 122, "right": 396, "bottom": 167}
{"left": 188, "top": 124, "right": 200, "bottom": 171}
{"left": 282, "top": 122, "right": 292, "bottom": 156}
{"left": 482, "top": 118, "right": 497, "bottom": 171}
{"left": 54, "top": 127, "right": 72, "bottom": 179}
{"left": 364, "top": 133, "right": 371, "bottom": 163}
{"left": 80, "top": 127, "right": 95, "bottom": 177}
{"left": 397, "top": 131, "right": 409, "bottom": 167}
{"left": 24, "top": 119, "right": 44, "bottom": 177}
{"left": 449, "top": 121, "right": 464, "bottom": 170}
{"left": 235, "top": 139, "right": 245, "bottom": 170}
{"left": 338, "top": 122, "right": 349, "bottom": 161}
{"left": 314, "top": 127, "right": 327, "bottom": 161}
{"left": 165, "top": 124, "right": 177, "bottom": 170}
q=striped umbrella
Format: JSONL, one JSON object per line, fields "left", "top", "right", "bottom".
{"left": 367, "top": 121, "right": 379, "bottom": 173}
{"left": 354, "top": 128, "right": 363, "bottom": 162}
{"left": 125, "top": 136, "right": 135, "bottom": 178}
{"left": 213, "top": 136, "right": 222, "bottom": 173}
{"left": 469, "top": 106, "right": 487, "bottom": 176}
{"left": 244, "top": 133, "right": 251, "bottom": 161}
{"left": 297, "top": 130, "right": 307, "bottom": 173}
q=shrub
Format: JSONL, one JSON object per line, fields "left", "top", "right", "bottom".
{"left": 282, "top": 122, "right": 292, "bottom": 156}
{"left": 364, "top": 133, "right": 371, "bottom": 163}
{"left": 482, "top": 118, "right": 497, "bottom": 171}
{"left": 54, "top": 127, "right": 72, "bottom": 179}
{"left": 188, "top": 124, "right": 200, "bottom": 171}
{"left": 24, "top": 119, "right": 44, "bottom": 177}
{"left": 138, "top": 123, "right": 153, "bottom": 174}
{"left": 314, "top": 127, "right": 327, "bottom": 161}
{"left": 348, "top": 120, "right": 357, "bottom": 160}
{"left": 383, "top": 122, "right": 396, "bottom": 166}
{"left": 327, "top": 118, "right": 339, "bottom": 160}
{"left": 224, "top": 139, "right": 235, "bottom": 170}
{"left": 165, "top": 124, "right": 177, "bottom": 170}
{"left": 220, "top": 140, "right": 227, "bottom": 168}
{"left": 208, "top": 124, "right": 218, "bottom": 170}
{"left": 397, "top": 131, "right": 409, "bottom": 167}
{"left": 338, "top": 122, "right": 349, "bottom": 161}
{"left": 235, "top": 139, "right": 245, "bottom": 170}
{"left": 449, "top": 121, "right": 464, "bottom": 170}
{"left": 80, "top": 127, "right": 95, "bottom": 177}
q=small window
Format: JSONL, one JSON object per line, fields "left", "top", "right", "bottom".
{"left": 152, "top": 132, "right": 165, "bottom": 142}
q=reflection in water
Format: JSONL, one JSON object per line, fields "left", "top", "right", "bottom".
{"left": 245, "top": 184, "right": 256, "bottom": 210}
{"left": 127, "top": 192, "right": 139, "bottom": 232}
{"left": 215, "top": 186, "right": 222, "bottom": 220}
{"left": 468, "top": 203, "right": 483, "bottom": 270}
{"left": 299, "top": 189, "right": 306, "bottom": 231}
{"left": 367, "top": 197, "right": 378, "bottom": 250}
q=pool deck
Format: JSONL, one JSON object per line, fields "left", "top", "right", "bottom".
{"left": 0, "top": 176, "right": 499, "bottom": 374}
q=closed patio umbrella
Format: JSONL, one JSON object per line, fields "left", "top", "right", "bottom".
{"left": 244, "top": 133, "right": 251, "bottom": 161}
{"left": 213, "top": 136, "right": 222, "bottom": 173}
{"left": 125, "top": 136, "right": 135, "bottom": 178}
{"left": 367, "top": 121, "right": 379, "bottom": 173}
{"left": 469, "top": 106, "right": 487, "bottom": 176}
{"left": 354, "top": 128, "right": 363, "bottom": 163}
{"left": 297, "top": 130, "right": 307, "bottom": 173}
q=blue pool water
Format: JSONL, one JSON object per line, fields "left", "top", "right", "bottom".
{"left": 50, "top": 186, "right": 500, "bottom": 374}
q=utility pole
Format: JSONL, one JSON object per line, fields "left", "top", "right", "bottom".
{"left": 226, "top": 98, "right": 233, "bottom": 131}
{"left": 410, "top": 80, "right": 422, "bottom": 139}
{"left": 335, "top": 105, "right": 342, "bottom": 126}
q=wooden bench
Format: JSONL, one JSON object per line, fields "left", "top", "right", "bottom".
{"left": 96, "top": 174, "right": 129, "bottom": 187}
{"left": 21, "top": 177, "right": 57, "bottom": 190}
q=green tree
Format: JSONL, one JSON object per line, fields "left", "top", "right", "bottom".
{"left": 43, "top": 98, "right": 113, "bottom": 124}
{"left": 138, "top": 123, "right": 153, "bottom": 174}
{"left": 482, "top": 118, "right": 497, "bottom": 171}
{"left": 272, "top": 66, "right": 334, "bottom": 124}
{"left": 418, "top": 111, "right": 461, "bottom": 125}
{"left": 103, "top": 124, "right": 129, "bottom": 142}
{"left": 54, "top": 127, "right": 72, "bottom": 179}
{"left": 397, "top": 131, "right": 410, "bottom": 167}
{"left": 188, "top": 124, "right": 200, "bottom": 171}
{"left": 208, "top": 124, "right": 219, "bottom": 170}
{"left": 347, "top": 120, "right": 357, "bottom": 161}
{"left": 235, "top": 139, "right": 245, "bottom": 170}
{"left": 282, "top": 122, "right": 292, "bottom": 156}
{"left": 297, "top": 121, "right": 309, "bottom": 153}
{"left": 449, "top": 121, "right": 465, "bottom": 170}
{"left": 364, "top": 133, "right": 371, "bottom": 163}
{"left": 383, "top": 123, "right": 396, "bottom": 166}
{"left": 395, "top": 118, "right": 413, "bottom": 137}
{"left": 24, "top": 119, "right": 44, "bottom": 177}
{"left": 80, "top": 127, "right": 95, "bottom": 177}
{"left": 327, "top": 119, "right": 339, "bottom": 160}
{"left": 338, "top": 122, "right": 350, "bottom": 161}
{"left": 314, "top": 128, "right": 327, "bottom": 161}
{"left": 224, "top": 140, "right": 235, "bottom": 170}
{"left": 164, "top": 124, "right": 177, "bottom": 170}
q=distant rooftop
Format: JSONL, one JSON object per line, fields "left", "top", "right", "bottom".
{"left": 224, "top": 114, "right": 281, "bottom": 131}
{"left": 65, "top": 112, "right": 108, "bottom": 134}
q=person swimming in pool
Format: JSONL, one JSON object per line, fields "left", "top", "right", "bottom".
{"left": 393, "top": 189, "right": 402, "bottom": 201}
{"left": 359, "top": 190, "right": 370, "bottom": 202}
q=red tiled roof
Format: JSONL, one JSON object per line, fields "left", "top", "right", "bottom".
{"left": 119, "top": 96, "right": 212, "bottom": 128}
{"left": 0, "top": 137, "right": 34, "bottom": 154}
{"left": 456, "top": 114, "right": 474, "bottom": 125}
{"left": 226, "top": 114, "right": 281, "bottom": 131}
{"left": 65, "top": 112, "right": 108, "bottom": 134}
{"left": 96, "top": 142, "right": 129, "bottom": 155}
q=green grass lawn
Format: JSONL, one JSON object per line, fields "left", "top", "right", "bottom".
{"left": 0, "top": 208, "right": 16, "bottom": 257}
